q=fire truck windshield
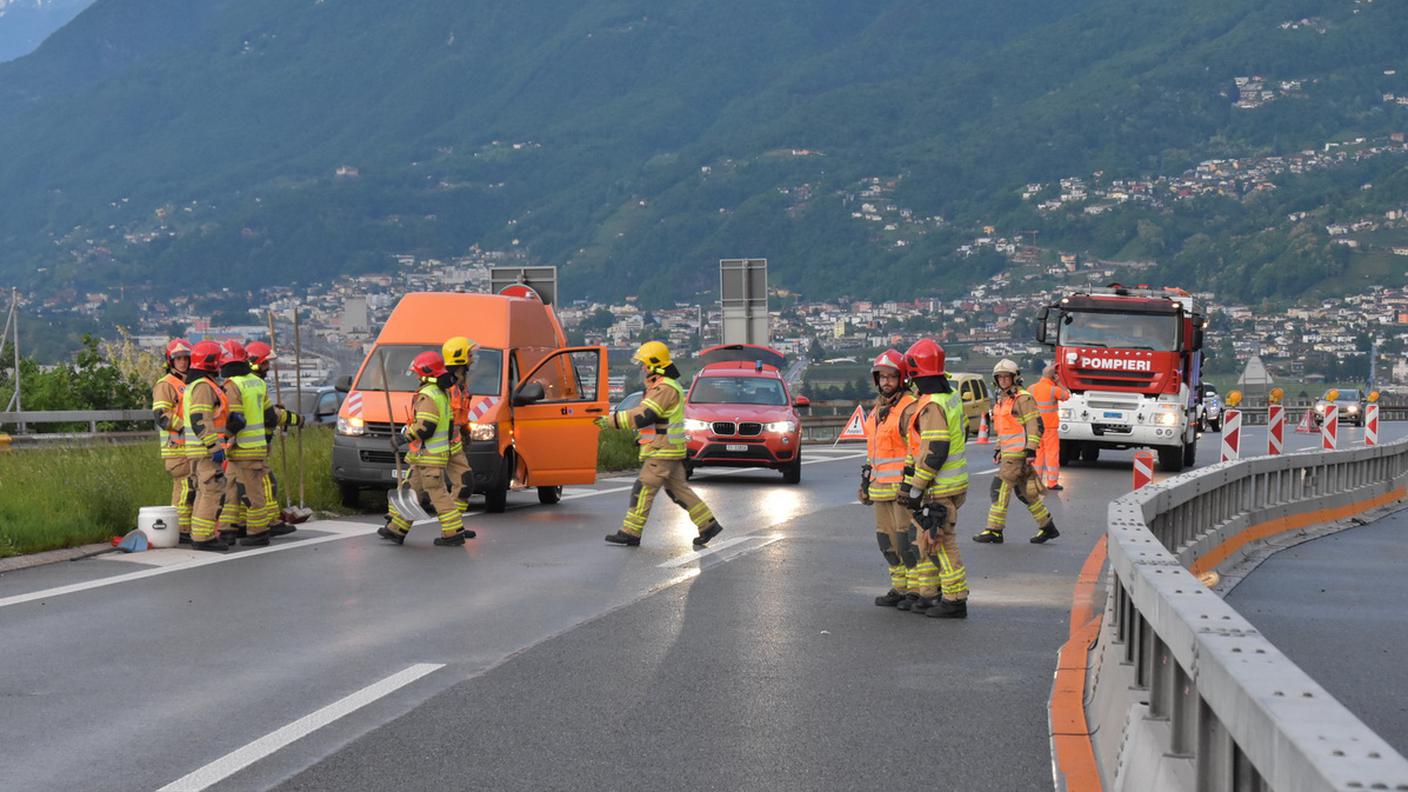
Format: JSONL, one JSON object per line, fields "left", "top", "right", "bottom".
{"left": 1058, "top": 311, "right": 1178, "bottom": 351}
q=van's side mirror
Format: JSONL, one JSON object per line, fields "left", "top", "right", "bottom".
{"left": 1035, "top": 307, "right": 1050, "bottom": 345}
{"left": 793, "top": 396, "right": 810, "bottom": 409}
{"left": 335, "top": 376, "right": 352, "bottom": 394}
{"left": 513, "top": 382, "right": 546, "bottom": 406}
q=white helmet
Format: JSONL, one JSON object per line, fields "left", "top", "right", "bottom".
{"left": 993, "top": 359, "right": 1020, "bottom": 377}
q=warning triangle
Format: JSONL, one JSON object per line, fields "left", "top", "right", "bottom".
{"left": 1294, "top": 409, "right": 1315, "bottom": 433}
{"left": 836, "top": 404, "right": 868, "bottom": 442}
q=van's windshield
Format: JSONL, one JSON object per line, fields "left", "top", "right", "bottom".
{"left": 355, "top": 346, "right": 503, "bottom": 396}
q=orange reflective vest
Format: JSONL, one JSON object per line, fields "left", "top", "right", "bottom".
{"left": 864, "top": 394, "right": 916, "bottom": 501}
{"left": 1028, "top": 377, "right": 1070, "bottom": 432}
{"left": 994, "top": 388, "right": 1041, "bottom": 460}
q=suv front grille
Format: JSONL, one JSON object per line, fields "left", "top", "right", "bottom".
{"left": 738, "top": 422, "right": 763, "bottom": 436}
{"left": 712, "top": 421, "right": 736, "bottom": 436}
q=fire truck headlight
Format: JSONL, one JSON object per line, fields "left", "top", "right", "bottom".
{"left": 1154, "top": 411, "right": 1179, "bottom": 427}
{"left": 1059, "top": 408, "right": 1072, "bottom": 420}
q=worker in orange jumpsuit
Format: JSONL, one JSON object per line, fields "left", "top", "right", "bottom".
{"left": 1028, "top": 363, "right": 1071, "bottom": 491}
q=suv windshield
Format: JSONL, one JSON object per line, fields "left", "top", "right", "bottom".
{"left": 355, "top": 345, "right": 503, "bottom": 396}
{"left": 690, "top": 376, "right": 787, "bottom": 406}
{"left": 1059, "top": 311, "right": 1179, "bottom": 351}
{"left": 1332, "top": 389, "right": 1361, "bottom": 402}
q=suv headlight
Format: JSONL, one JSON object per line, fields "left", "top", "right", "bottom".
{"left": 468, "top": 422, "right": 496, "bottom": 441}
{"left": 765, "top": 420, "right": 798, "bottom": 433}
{"left": 684, "top": 418, "right": 712, "bottom": 432}
{"left": 337, "top": 415, "right": 365, "bottom": 436}
{"left": 1345, "top": 404, "right": 1360, "bottom": 413}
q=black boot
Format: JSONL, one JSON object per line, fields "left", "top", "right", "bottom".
{"left": 239, "top": 532, "right": 270, "bottom": 547}
{"left": 1030, "top": 524, "right": 1060, "bottom": 544}
{"left": 178, "top": 533, "right": 192, "bottom": 545}
{"left": 874, "top": 589, "right": 906, "bottom": 607}
{"left": 605, "top": 530, "right": 641, "bottom": 546}
{"left": 377, "top": 524, "right": 405, "bottom": 545}
{"left": 895, "top": 593, "right": 920, "bottom": 611}
{"left": 693, "top": 521, "right": 723, "bottom": 547}
{"left": 927, "top": 598, "right": 968, "bottom": 619}
{"left": 434, "top": 531, "right": 466, "bottom": 547}
{"left": 218, "top": 529, "right": 240, "bottom": 544}
{"left": 909, "top": 596, "right": 938, "bottom": 614}
{"left": 269, "top": 522, "right": 296, "bottom": 536}
{"left": 191, "top": 536, "right": 230, "bottom": 552}
{"left": 973, "top": 529, "right": 1005, "bottom": 544}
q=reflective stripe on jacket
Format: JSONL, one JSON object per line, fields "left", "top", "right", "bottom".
{"left": 181, "top": 378, "right": 227, "bottom": 458}
{"left": 636, "top": 378, "right": 687, "bottom": 460}
{"left": 407, "top": 385, "right": 453, "bottom": 466}
{"left": 153, "top": 373, "right": 186, "bottom": 458}
{"left": 1028, "top": 377, "right": 1070, "bottom": 431}
{"left": 994, "top": 388, "right": 1042, "bottom": 459}
{"left": 227, "top": 374, "right": 268, "bottom": 460}
{"left": 907, "top": 391, "right": 968, "bottom": 497}
{"left": 864, "top": 394, "right": 916, "bottom": 501}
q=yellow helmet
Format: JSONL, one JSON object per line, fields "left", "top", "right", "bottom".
{"left": 442, "top": 336, "right": 476, "bottom": 367}
{"left": 632, "top": 341, "right": 673, "bottom": 374}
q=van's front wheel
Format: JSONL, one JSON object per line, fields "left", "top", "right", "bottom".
{"left": 537, "top": 486, "right": 562, "bottom": 505}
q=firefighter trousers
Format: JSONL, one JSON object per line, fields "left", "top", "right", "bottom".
{"left": 1033, "top": 427, "right": 1061, "bottom": 488}
{"left": 988, "top": 457, "right": 1052, "bottom": 531}
{"left": 873, "top": 499, "right": 914, "bottom": 594}
{"left": 911, "top": 492, "right": 969, "bottom": 601}
{"left": 189, "top": 457, "right": 226, "bottom": 541}
{"left": 387, "top": 464, "right": 463, "bottom": 538}
{"left": 445, "top": 446, "right": 475, "bottom": 513}
{"left": 621, "top": 458, "right": 719, "bottom": 538}
{"left": 165, "top": 457, "right": 193, "bottom": 535}
{"left": 218, "top": 459, "right": 271, "bottom": 536}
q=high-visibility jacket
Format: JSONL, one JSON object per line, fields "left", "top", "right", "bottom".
{"left": 181, "top": 378, "right": 227, "bottom": 458}
{"left": 152, "top": 373, "right": 186, "bottom": 458}
{"left": 406, "top": 385, "right": 453, "bottom": 467}
{"left": 1028, "top": 377, "right": 1070, "bottom": 432}
{"left": 864, "top": 393, "right": 916, "bottom": 501}
{"left": 226, "top": 373, "right": 268, "bottom": 460}
{"left": 906, "top": 390, "right": 968, "bottom": 497}
{"left": 616, "top": 377, "right": 687, "bottom": 460}
{"left": 994, "top": 388, "right": 1042, "bottom": 460}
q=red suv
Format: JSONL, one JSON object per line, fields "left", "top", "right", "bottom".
{"left": 683, "top": 344, "right": 808, "bottom": 483}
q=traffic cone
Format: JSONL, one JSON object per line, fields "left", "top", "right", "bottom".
{"left": 1294, "top": 409, "right": 1315, "bottom": 434}
{"left": 974, "top": 412, "right": 991, "bottom": 444}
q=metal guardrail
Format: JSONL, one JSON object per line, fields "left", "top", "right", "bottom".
{"left": 1085, "top": 440, "right": 1408, "bottom": 790}
{"left": 0, "top": 409, "right": 153, "bottom": 434}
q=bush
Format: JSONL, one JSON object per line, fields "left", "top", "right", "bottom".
{"left": 598, "top": 428, "right": 641, "bottom": 472}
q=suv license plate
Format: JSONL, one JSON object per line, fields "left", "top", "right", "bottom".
{"left": 726, "top": 444, "right": 748, "bottom": 452}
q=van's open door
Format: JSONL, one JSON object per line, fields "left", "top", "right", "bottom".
{"left": 510, "top": 346, "right": 609, "bottom": 486}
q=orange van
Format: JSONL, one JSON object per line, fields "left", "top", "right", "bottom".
{"left": 332, "top": 289, "right": 608, "bottom": 512}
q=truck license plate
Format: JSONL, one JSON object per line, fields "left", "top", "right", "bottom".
{"left": 726, "top": 444, "right": 748, "bottom": 452}
{"left": 1103, "top": 411, "right": 1123, "bottom": 419}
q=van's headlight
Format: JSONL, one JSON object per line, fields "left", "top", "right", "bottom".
{"left": 337, "top": 415, "right": 365, "bottom": 436}
{"left": 684, "top": 418, "right": 712, "bottom": 432}
{"left": 765, "top": 420, "right": 798, "bottom": 433}
{"left": 468, "top": 422, "right": 497, "bottom": 441}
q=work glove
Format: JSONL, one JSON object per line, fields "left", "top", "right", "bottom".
{"left": 1024, "top": 448, "right": 1036, "bottom": 459}
{"left": 858, "top": 465, "right": 873, "bottom": 504}
{"left": 393, "top": 428, "right": 411, "bottom": 448}
{"left": 595, "top": 415, "right": 611, "bottom": 430}
{"left": 896, "top": 484, "right": 922, "bottom": 510}
{"left": 211, "top": 448, "right": 225, "bottom": 466}
{"left": 993, "top": 448, "right": 1001, "bottom": 463}
{"left": 285, "top": 409, "right": 303, "bottom": 428}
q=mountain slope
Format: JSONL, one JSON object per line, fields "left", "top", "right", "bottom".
{"left": 0, "top": 0, "right": 1405, "bottom": 303}
{"left": 0, "top": 0, "right": 92, "bottom": 62}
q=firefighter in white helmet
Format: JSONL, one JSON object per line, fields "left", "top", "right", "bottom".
{"left": 974, "top": 359, "right": 1058, "bottom": 544}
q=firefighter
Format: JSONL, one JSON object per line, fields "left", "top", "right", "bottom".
{"left": 861, "top": 349, "right": 918, "bottom": 607}
{"left": 975, "top": 359, "right": 1059, "bottom": 544}
{"left": 182, "top": 340, "right": 230, "bottom": 552}
{"left": 214, "top": 340, "right": 275, "bottom": 546}
{"left": 152, "top": 338, "right": 194, "bottom": 543}
{"left": 377, "top": 351, "right": 474, "bottom": 546}
{"left": 246, "top": 341, "right": 301, "bottom": 536}
{"left": 1028, "top": 363, "right": 1071, "bottom": 490}
{"left": 894, "top": 339, "right": 970, "bottom": 618}
{"left": 441, "top": 336, "right": 477, "bottom": 514}
{"left": 602, "top": 341, "right": 723, "bottom": 547}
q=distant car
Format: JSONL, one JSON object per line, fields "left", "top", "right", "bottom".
{"left": 291, "top": 385, "right": 345, "bottom": 426}
{"left": 683, "top": 344, "right": 808, "bottom": 484}
{"left": 948, "top": 373, "right": 993, "bottom": 437}
{"left": 615, "top": 390, "right": 644, "bottom": 413}
{"left": 1199, "top": 382, "right": 1223, "bottom": 432}
{"left": 1314, "top": 388, "right": 1366, "bottom": 426}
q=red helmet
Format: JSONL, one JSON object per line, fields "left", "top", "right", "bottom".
{"left": 871, "top": 348, "right": 908, "bottom": 388}
{"left": 165, "top": 338, "right": 192, "bottom": 364}
{"left": 409, "top": 350, "right": 449, "bottom": 380}
{"left": 904, "top": 338, "right": 946, "bottom": 379}
{"left": 218, "top": 339, "right": 248, "bottom": 366}
{"left": 246, "top": 341, "right": 276, "bottom": 370}
{"left": 189, "top": 341, "right": 222, "bottom": 373}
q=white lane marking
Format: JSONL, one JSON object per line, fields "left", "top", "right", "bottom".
{"left": 977, "top": 467, "right": 998, "bottom": 475}
{"left": 657, "top": 533, "right": 784, "bottom": 568}
{"left": 563, "top": 452, "right": 864, "bottom": 499}
{"left": 156, "top": 663, "right": 444, "bottom": 792}
{"left": 0, "top": 524, "right": 378, "bottom": 609}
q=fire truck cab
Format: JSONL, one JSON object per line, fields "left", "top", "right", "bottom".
{"left": 1036, "top": 284, "right": 1206, "bottom": 473}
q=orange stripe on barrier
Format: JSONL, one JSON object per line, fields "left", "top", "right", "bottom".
{"left": 1049, "top": 535, "right": 1108, "bottom": 792}
{"left": 1188, "top": 485, "right": 1406, "bottom": 576}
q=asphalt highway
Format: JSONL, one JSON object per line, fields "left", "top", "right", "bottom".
{"left": 0, "top": 423, "right": 1392, "bottom": 792}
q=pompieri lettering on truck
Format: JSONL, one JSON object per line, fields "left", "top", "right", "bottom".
{"left": 1073, "top": 355, "right": 1153, "bottom": 372}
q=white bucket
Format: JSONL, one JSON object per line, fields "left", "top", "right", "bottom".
{"left": 138, "top": 506, "right": 180, "bottom": 549}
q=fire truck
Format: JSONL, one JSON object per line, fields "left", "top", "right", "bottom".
{"left": 1036, "top": 284, "right": 1206, "bottom": 472}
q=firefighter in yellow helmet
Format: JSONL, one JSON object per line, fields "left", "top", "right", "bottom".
{"left": 601, "top": 341, "right": 723, "bottom": 547}
{"left": 975, "top": 359, "right": 1058, "bottom": 544}
{"left": 441, "top": 336, "right": 477, "bottom": 513}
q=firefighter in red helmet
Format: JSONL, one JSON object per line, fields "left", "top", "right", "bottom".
{"left": 245, "top": 340, "right": 301, "bottom": 536}
{"left": 861, "top": 349, "right": 919, "bottom": 607}
{"left": 182, "top": 340, "right": 230, "bottom": 551}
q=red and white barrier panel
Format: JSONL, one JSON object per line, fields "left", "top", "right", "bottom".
{"left": 1366, "top": 403, "right": 1379, "bottom": 447}
{"left": 1133, "top": 449, "right": 1155, "bottom": 491}
{"left": 1220, "top": 409, "right": 1242, "bottom": 463}
{"left": 1321, "top": 405, "right": 1338, "bottom": 450}
{"left": 1267, "top": 404, "right": 1284, "bottom": 456}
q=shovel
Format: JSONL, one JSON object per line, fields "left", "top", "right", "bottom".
{"left": 380, "top": 350, "right": 429, "bottom": 522}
